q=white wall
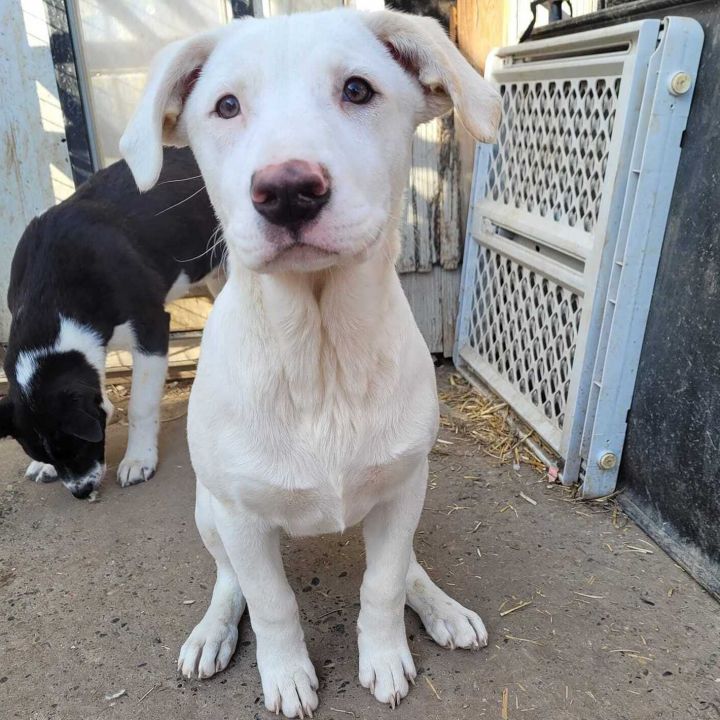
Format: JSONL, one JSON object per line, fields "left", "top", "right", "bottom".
{"left": 73, "top": 0, "right": 234, "bottom": 167}
{"left": 0, "top": 0, "right": 74, "bottom": 342}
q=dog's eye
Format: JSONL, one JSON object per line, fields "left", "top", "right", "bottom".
{"left": 342, "top": 77, "right": 374, "bottom": 105}
{"left": 215, "top": 94, "right": 240, "bottom": 119}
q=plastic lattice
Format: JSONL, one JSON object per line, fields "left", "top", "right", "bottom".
{"left": 487, "top": 77, "right": 622, "bottom": 233}
{"left": 467, "top": 245, "right": 582, "bottom": 430}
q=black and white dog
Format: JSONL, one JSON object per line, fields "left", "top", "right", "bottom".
{"left": 0, "top": 148, "right": 220, "bottom": 499}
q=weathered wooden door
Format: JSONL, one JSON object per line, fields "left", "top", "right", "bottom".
{"left": 399, "top": 114, "right": 463, "bottom": 356}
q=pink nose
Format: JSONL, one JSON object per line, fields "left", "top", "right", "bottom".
{"left": 251, "top": 160, "right": 331, "bottom": 227}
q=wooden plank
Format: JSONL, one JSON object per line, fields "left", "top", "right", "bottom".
{"left": 439, "top": 114, "right": 462, "bottom": 271}
{"left": 399, "top": 113, "right": 464, "bottom": 275}
{"left": 457, "top": 0, "right": 507, "bottom": 73}
{"left": 105, "top": 332, "right": 202, "bottom": 385}
{"left": 397, "top": 179, "right": 418, "bottom": 273}
{"left": 168, "top": 295, "right": 213, "bottom": 333}
{"left": 400, "top": 270, "right": 443, "bottom": 354}
{"left": 415, "top": 119, "right": 441, "bottom": 272}
{"left": 399, "top": 266, "right": 462, "bottom": 357}
{"left": 441, "top": 267, "right": 462, "bottom": 357}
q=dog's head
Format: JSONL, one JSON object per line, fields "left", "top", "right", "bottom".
{"left": 120, "top": 9, "right": 500, "bottom": 274}
{"left": 1, "top": 353, "right": 106, "bottom": 499}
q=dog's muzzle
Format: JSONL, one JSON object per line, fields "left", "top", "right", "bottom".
{"left": 62, "top": 462, "right": 106, "bottom": 499}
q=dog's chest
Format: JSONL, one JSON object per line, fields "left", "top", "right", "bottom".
{"left": 189, "top": 278, "right": 437, "bottom": 536}
{"left": 241, "top": 457, "right": 406, "bottom": 536}
{"left": 190, "top": 372, "right": 434, "bottom": 536}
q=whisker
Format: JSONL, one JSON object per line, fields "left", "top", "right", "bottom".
{"left": 156, "top": 173, "right": 204, "bottom": 186}
{"left": 174, "top": 224, "right": 225, "bottom": 263}
{"left": 210, "top": 224, "right": 226, "bottom": 268}
{"left": 155, "top": 185, "right": 207, "bottom": 216}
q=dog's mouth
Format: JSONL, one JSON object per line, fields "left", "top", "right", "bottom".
{"left": 268, "top": 243, "right": 339, "bottom": 273}
{"left": 227, "top": 212, "right": 385, "bottom": 273}
{"left": 61, "top": 462, "right": 106, "bottom": 500}
{"left": 260, "top": 228, "right": 341, "bottom": 272}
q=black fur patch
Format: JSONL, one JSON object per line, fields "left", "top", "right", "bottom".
{"left": 0, "top": 397, "right": 13, "bottom": 439}
{"left": 3, "top": 148, "right": 219, "bottom": 489}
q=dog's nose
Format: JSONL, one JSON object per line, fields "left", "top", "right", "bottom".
{"left": 251, "top": 160, "right": 330, "bottom": 227}
{"left": 69, "top": 481, "right": 95, "bottom": 500}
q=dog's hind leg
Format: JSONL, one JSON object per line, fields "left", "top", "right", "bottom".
{"left": 405, "top": 549, "right": 488, "bottom": 650}
{"left": 179, "top": 481, "right": 246, "bottom": 679}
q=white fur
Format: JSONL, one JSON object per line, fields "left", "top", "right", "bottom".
{"left": 117, "top": 350, "right": 168, "bottom": 487}
{"left": 165, "top": 271, "right": 192, "bottom": 302}
{"left": 16, "top": 316, "right": 105, "bottom": 392}
{"left": 120, "top": 9, "right": 500, "bottom": 717}
{"left": 105, "top": 320, "right": 168, "bottom": 487}
{"left": 25, "top": 460, "right": 58, "bottom": 483}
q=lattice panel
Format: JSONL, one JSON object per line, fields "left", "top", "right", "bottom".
{"left": 467, "top": 245, "right": 582, "bottom": 430}
{"left": 487, "top": 77, "right": 622, "bottom": 233}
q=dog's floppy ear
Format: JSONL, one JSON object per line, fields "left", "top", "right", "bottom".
{"left": 0, "top": 397, "right": 14, "bottom": 439}
{"left": 361, "top": 10, "right": 501, "bottom": 143}
{"left": 119, "top": 28, "right": 225, "bottom": 191}
{"left": 62, "top": 406, "right": 103, "bottom": 443}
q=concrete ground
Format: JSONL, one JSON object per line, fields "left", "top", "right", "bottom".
{"left": 1, "top": 369, "right": 719, "bottom": 720}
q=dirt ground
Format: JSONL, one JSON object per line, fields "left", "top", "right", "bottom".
{"left": 1, "top": 368, "right": 719, "bottom": 720}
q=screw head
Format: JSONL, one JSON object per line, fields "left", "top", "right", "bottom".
{"left": 598, "top": 452, "right": 617, "bottom": 470}
{"left": 669, "top": 72, "right": 692, "bottom": 96}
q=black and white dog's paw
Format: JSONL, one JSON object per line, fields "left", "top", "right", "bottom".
{"left": 25, "top": 461, "right": 59, "bottom": 483}
{"left": 117, "top": 454, "right": 157, "bottom": 487}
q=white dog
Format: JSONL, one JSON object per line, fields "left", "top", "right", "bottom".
{"left": 121, "top": 8, "right": 500, "bottom": 717}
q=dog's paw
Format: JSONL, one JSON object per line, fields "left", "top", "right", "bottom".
{"left": 178, "top": 618, "right": 239, "bottom": 679}
{"left": 415, "top": 592, "right": 488, "bottom": 650}
{"left": 406, "top": 567, "right": 489, "bottom": 650}
{"left": 425, "top": 602, "right": 488, "bottom": 650}
{"left": 117, "top": 455, "right": 156, "bottom": 487}
{"left": 25, "top": 461, "right": 58, "bottom": 483}
{"left": 259, "top": 651, "right": 318, "bottom": 718}
{"left": 359, "top": 639, "right": 416, "bottom": 707}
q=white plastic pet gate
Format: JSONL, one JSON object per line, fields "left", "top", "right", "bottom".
{"left": 455, "top": 18, "right": 703, "bottom": 498}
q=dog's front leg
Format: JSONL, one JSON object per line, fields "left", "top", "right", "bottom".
{"left": 358, "top": 458, "right": 427, "bottom": 707}
{"left": 213, "top": 501, "right": 319, "bottom": 719}
{"left": 117, "top": 351, "right": 168, "bottom": 487}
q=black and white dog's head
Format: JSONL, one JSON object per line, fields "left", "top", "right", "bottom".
{"left": 1, "top": 351, "right": 107, "bottom": 499}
